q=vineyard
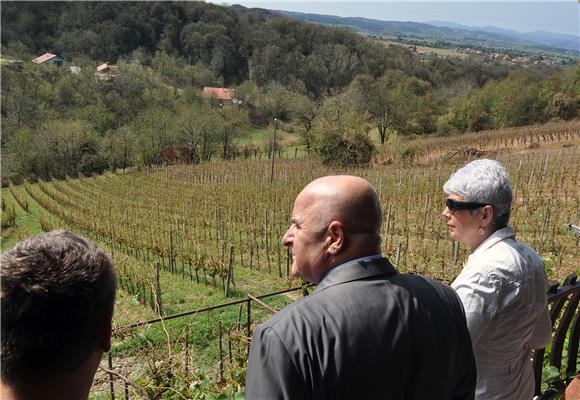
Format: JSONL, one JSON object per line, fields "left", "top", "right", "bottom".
{"left": 1, "top": 121, "right": 579, "bottom": 399}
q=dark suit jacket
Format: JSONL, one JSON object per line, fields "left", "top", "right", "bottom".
{"left": 245, "top": 257, "right": 476, "bottom": 400}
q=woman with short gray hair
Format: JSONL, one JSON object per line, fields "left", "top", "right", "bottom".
{"left": 442, "top": 159, "right": 551, "bottom": 400}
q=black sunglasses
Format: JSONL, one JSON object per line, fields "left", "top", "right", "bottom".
{"left": 445, "top": 198, "right": 487, "bottom": 212}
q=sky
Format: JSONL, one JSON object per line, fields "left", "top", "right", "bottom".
{"left": 210, "top": 1, "right": 580, "bottom": 35}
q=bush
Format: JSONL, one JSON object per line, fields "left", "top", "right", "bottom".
{"left": 317, "top": 132, "right": 374, "bottom": 166}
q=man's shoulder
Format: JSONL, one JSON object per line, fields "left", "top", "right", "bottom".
{"left": 393, "top": 273, "right": 463, "bottom": 308}
{"left": 256, "top": 276, "right": 390, "bottom": 336}
{"left": 258, "top": 288, "right": 332, "bottom": 332}
{"left": 261, "top": 273, "right": 459, "bottom": 332}
{"left": 387, "top": 272, "right": 455, "bottom": 295}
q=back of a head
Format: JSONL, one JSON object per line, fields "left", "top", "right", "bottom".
{"left": 304, "top": 175, "right": 382, "bottom": 234}
{"left": 1, "top": 230, "right": 117, "bottom": 390}
{"left": 302, "top": 175, "right": 383, "bottom": 257}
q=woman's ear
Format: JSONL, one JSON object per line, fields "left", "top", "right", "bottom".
{"left": 327, "top": 221, "right": 344, "bottom": 255}
{"left": 481, "top": 205, "right": 494, "bottom": 228}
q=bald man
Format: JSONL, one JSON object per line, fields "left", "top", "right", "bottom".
{"left": 246, "top": 176, "right": 476, "bottom": 400}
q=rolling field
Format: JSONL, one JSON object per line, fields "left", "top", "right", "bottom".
{"left": 1, "top": 121, "right": 579, "bottom": 399}
{"left": 378, "top": 38, "right": 469, "bottom": 58}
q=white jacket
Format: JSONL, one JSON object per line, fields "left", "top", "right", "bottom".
{"left": 452, "top": 227, "right": 551, "bottom": 400}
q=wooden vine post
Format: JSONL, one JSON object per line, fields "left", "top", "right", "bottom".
{"left": 224, "top": 244, "right": 234, "bottom": 297}
{"left": 218, "top": 321, "right": 224, "bottom": 382}
{"left": 155, "top": 261, "right": 162, "bottom": 315}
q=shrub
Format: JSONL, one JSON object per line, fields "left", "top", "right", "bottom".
{"left": 317, "top": 132, "right": 375, "bottom": 166}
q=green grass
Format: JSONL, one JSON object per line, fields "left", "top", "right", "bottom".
{"left": 378, "top": 39, "right": 469, "bottom": 58}
{"left": 240, "top": 126, "right": 303, "bottom": 148}
{"left": 111, "top": 250, "right": 295, "bottom": 353}
{"left": 243, "top": 127, "right": 270, "bottom": 143}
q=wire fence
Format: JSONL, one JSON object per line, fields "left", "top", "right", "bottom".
{"left": 89, "top": 274, "right": 580, "bottom": 400}
{"left": 90, "top": 286, "right": 309, "bottom": 400}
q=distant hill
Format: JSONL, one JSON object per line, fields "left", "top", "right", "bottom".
{"left": 281, "top": 11, "right": 579, "bottom": 55}
{"left": 428, "top": 20, "right": 580, "bottom": 52}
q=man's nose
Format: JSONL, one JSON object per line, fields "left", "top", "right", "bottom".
{"left": 282, "top": 228, "right": 293, "bottom": 246}
{"left": 442, "top": 207, "right": 451, "bottom": 218}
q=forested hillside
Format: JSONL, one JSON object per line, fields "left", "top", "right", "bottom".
{"left": 1, "top": 1, "right": 578, "bottom": 182}
{"left": 1, "top": 1, "right": 516, "bottom": 92}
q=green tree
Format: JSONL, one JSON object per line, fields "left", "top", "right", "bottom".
{"left": 132, "top": 107, "right": 178, "bottom": 166}
{"left": 99, "top": 126, "right": 133, "bottom": 171}
{"left": 314, "top": 92, "right": 374, "bottom": 165}
{"left": 4, "top": 120, "right": 105, "bottom": 180}
{"left": 490, "top": 71, "right": 543, "bottom": 128}
{"left": 290, "top": 93, "right": 320, "bottom": 152}
{"left": 176, "top": 104, "right": 219, "bottom": 162}
{"left": 215, "top": 106, "right": 250, "bottom": 160}
{"left": 349, "top": 72, "right": 409, "bottom": 144}
{"left": 315, "top": 111, "right": 374, "bottom": 166}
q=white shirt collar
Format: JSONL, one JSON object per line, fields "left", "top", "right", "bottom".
{"left": 469, "top": 226, "right": 515, "bottom": 262}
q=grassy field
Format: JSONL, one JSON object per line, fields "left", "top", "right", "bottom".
{"left": 1, "top": 121, "right": 578, "bottom": 399}
{"left": 241, "top": 126, "right": 304, "bottom": 149}
{"left": 378, "top": 38, "right": 469, "bottom": 58}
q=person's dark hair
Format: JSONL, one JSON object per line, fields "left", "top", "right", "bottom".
{"left": 1, "top": 230, "right": 116, "bottom": 389}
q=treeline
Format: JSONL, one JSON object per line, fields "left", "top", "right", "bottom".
{"left": 1, "top": 1, "right": 516, "bottom": 94}
{"left": 1, "top": 61, "right": 251, "bottom": 181}
{"left": 1, "top": 1, "right": 578, "bottom": 181}
{"left": 438, "top": 68, "right": 579, "bottom": 133}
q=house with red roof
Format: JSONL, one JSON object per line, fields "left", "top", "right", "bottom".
{"left": 203, "top": 87, "right": 235, "bottom": 101}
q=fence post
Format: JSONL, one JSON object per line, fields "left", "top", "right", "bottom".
{"left": 237, "top": 304, "right": 243, "bottom": 353}
{"left": 286, "top": 246, "right": 291, "bottom": 277}
{"left": 184, "top": 326, "right": 189, "bottom": 375}
{"left": 141, "top": 279, "right": 147, "bottom": 308}
{"left": 277, "top": 242, "right": 282, "bottom": 278}
{"left": 225, "top": 244, "right": 234, "bottom": 297}
{"left": 246, "top": 298, "right": 252, "bottom": 355}
{"left": 386, "top": 203, "right": 392, "bottom": 235}
{"left": 249, "top": 245, "right": 254, "bottom": 270}
{"left": 169, "top": 230, "right": 174, "bottom": 274}
{"left": 108, "top": 352, "right": 115, "bottom": 400}
{"left": 228, "top": 331, "right": 233, "bottom": 365}
{"left": 395, "top": 242, "right": 402, "bottom": 265}
{"left": 218, "top": 321, "right": 224, "bottom": 382}
{"left": 452, "top": 241, "right": 460, "bottom": 266}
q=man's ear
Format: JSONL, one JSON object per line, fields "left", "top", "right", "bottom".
{"left": 100, "top": 313, "right": 113, "bottom": 352}
{"left": 327, "top": 221, "right": 344, "bottom": 255}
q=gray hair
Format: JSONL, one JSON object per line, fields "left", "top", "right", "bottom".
{"left": 443, "top": 159, "right": 512, "bottom": 230}
{"left": 1, "top": 230, "right": 116, "bottom": 389}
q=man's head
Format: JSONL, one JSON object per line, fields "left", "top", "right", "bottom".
{"left": 282, "top": 175, "right": 382, "bottom": 283}
{"left": 1, "top": 230, "right": 116, "bottom": 396}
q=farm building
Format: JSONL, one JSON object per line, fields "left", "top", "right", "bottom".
{"left": 202, "top": 87, "right": 241, "bottom": 105}
{"left": 95, "top": 62, "right": 118, "bottom": 80}
{"left": 32, "top": 52, "right": 64, "bottom": 66}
